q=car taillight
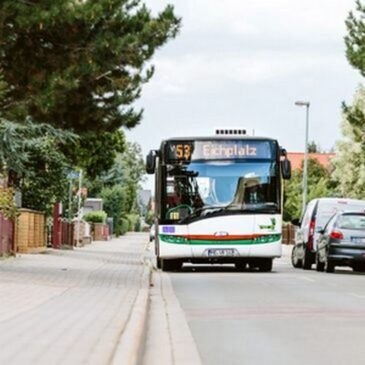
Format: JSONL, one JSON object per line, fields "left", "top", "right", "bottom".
{"left": 307, "top": 220, "right": 315, "bottom": 250}
{"left": 330, "top": 231, "right": 344, "bottom": 240}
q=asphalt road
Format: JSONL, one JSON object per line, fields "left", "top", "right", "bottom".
{"left": 168, "top": 246, "right": 365, "bottom": 365}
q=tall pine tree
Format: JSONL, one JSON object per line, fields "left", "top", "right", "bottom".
{"left": 0, "top": 0, "right": 180, "bottom": 175}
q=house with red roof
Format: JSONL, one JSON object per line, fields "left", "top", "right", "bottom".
{"left": 287, "top": 153, "right": 335, "bottom": 170}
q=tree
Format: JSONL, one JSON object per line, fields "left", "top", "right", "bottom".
{"left": 332, "top": 85, "right": 365, "bottom": 198}
{"left": 0, "top": 1, "right": 180, "bottom": 131}
{"left": 21, "top": 137, "right": 70, "bottom": 214}
{"left": 307, "top": 141, "right": 321, "bottom": 153}
{"left": 345, "top": 0, "right": 365, "bottom": 77}
{"left": 284, "top": 158, "right": 335, "bottom": 221}
{"left": 0, "top": 1, "right": 180, "bottom": 177}
{"left": 101, "top": 185, "right": 128, "bottom": 236}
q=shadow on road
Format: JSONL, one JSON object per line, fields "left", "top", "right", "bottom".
{"left": 174, "top": 264, "right": 279, "bottom": 274}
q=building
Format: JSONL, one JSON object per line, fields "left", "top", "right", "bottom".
{"left": 287, "top": 152, "right": 335, "bottom": 171}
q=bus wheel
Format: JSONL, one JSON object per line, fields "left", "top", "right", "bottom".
{"left": 258, "top": 259, "right": 273, "bottom": 272}
{"left": 161, "top": 259, "right": 182, "bottom": 272}
{"left": 235, "top": 261, "right": 248, "bottom": 271}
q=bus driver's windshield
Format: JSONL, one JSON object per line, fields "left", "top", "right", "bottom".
{"left": 164, "top": 161, "right": 279, "bottom": 222}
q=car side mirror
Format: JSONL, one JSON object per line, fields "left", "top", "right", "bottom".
{"left": 318, "top": 229, "right": 325, "bottom": 235}
{"left": 146, "top": 150, "right": 156, "bottom": 174}
{"left": 281, "top": 159, "right": 291, "bottom": 180}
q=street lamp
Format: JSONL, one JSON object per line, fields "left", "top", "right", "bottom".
{"left": 295, "top": 101, "right": 310, "bottom": 217}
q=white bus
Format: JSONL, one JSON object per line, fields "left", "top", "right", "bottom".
{"left": 146, "top": 131, "right": 291, "bottom": 272}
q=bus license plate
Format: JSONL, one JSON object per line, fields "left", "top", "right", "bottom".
{"left": 207, "top": 249, "right": 235, "bottom": 257}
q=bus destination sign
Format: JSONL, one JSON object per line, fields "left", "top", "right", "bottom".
{"left": 166, "top": 140, "right": 274, "bottom": 161}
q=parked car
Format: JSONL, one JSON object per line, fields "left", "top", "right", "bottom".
{"left": 316, "top": 212, "right": 365, "bottom": 273}
{"left": 149, "top": 224, "right": 156, "bottom": 242}
{"left": 291, "top": 198, "right": 365, "bottom": 270}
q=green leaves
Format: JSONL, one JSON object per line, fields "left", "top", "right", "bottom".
{"left": 345, "top": 0, "right": 365, "bottom": 77}
{"left": 284, "top": 158, "right": 335, "bottom": 221}
{"left": 332, "top": 86, "right": 365, "bottom": 199}
{"left": 0, "top": 0, "right": 181, "bottom": 132}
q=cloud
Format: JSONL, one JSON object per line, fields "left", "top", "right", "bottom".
{"left": 145, "top": 0, "right": 354, "bottom": 41}
{"left": 144, "top": 51, "right": 346, "bottom": 96}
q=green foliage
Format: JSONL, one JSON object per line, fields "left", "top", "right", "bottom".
{"left": 145, "top": 210, "right": 155, "bottom": 226}
{"left": 101, "top": 185, "right": 128, "bottom": 235}
{"left": 307, "top": 141, "right": 321, "bottom": 153}
{"left": 118, "top": 217, "right": 129, "bottom": 236}
{"left": 0, "top": 188, "right": 18, "bottom": 220}
{"left": 21, "top": 137, "right": 70, "bottom": 215}
{"left": 0, "top": 120, "right": 76, "bottom": 176}
{"left": 0, "top": 1, "right": 181, "bottom": 133}
{"left": 83, "top": 210, "right": 107, "bottom": 224}
{"left": 126, "top": 213, "right": 141, "bottom": 232}
{"left": 87, "top": 140, "right": 145, "bottom": 211}
{"left": 284, "top": 158, "right": 335, "bottom": 221}
{"left": 332, "top": 85, "right": 365, "bottom": 198}
{"left": 66, "top": 130, "right": 126, "bottom": 179}
{"left": 345, "top": 0, "right": 365, "bottom": 77}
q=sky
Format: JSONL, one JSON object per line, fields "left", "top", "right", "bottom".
{"left": 125, "top": 0, "right": 363, "bottom": 188}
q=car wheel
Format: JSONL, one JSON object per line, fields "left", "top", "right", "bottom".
{"left": 315, "top": 252, "right": 325, "bottom": 272}
{"left": 302, "top": 249, "right": 313, "bottom": 270}
{"left": 325, "top": 259, "right": 335, "bottom": 273}
{"left": 257, "top": 259, "right": 273, "bottom": 272}
{"left": 235, "top": 260, "right": 248, "bottom": 271}
{"left": 161, "top": 259, "right": 182, "bottom": 272}
{"left": 291, "top": 246, "right": 302, "bottom": 268}
{"left": 352, "top": 263, "right": 365, "bottom": 273}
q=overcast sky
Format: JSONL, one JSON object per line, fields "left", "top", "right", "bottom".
{"left": 126, "top": 0, "right": 363, "bottom": 187}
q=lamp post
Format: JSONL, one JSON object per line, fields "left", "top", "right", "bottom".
{"left": 295, "top": 101, "right": 310, "bottom": 217}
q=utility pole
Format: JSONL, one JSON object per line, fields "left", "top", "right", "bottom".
{"left": 295, "top": 101, "right": 310, "bottom": 217}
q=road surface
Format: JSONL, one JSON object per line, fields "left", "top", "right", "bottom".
{"left": 167, "top": 246, "right": 365, "bottom": 365}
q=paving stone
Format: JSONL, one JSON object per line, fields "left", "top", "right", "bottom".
{"left": 0, "top": 233, "right": 148, "bottom": 365}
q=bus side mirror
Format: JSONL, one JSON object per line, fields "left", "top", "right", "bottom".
{"left": 146, "top": 150, "right": 156, "bottom": 174}
{"left": 281, "top": 159, "right": 291, "bottom": 180}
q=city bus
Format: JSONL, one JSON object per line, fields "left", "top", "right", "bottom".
{"left": 146, "top": 130, "right": 291, "bottom": 272}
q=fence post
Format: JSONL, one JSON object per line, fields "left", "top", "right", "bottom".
{"left": 52, "top": 203, "right": 61, "bottom": 249}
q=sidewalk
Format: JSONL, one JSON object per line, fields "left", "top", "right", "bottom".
{"left": 0, "top": 233, "right": 149, "bottom": 365}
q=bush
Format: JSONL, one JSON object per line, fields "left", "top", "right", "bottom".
{"left": 145, "top": 210, "right": 155, "bottom": 226}
{"left": 126, "top": 214, "right": 141, "bottom": 232}
{"left": 101, "top": 185, "right": 128, "bottom": 235}
{"left": 83, "top": 210, "right": 107, "bottom": 224}
{"left": 116, "top": 217, "right": 129, "bottom": 236}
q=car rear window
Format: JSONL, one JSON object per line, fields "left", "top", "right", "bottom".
{"left": 337, "top": 214, "right": 365, "bottom": 230}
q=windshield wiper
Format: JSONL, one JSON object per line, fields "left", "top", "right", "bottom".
{"left": 179, "top": 206, "right": 223, "bottom": 223}
{"left": 179, "top": 203, "right": 279, "bottom": 223}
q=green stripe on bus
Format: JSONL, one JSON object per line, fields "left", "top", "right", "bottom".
{"left": 159, "top": 234, "right": 281, "bottom": 245}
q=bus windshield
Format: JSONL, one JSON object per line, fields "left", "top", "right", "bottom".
{"left": 163, "top": 160, "right": 280, "bottom": 223}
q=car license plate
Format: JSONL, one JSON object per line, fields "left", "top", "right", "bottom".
{"left": 352, "top": 237, "right": 365, "bottom": 244}
{"left": 207, "top": 249, "right": 235, "bottom": 257}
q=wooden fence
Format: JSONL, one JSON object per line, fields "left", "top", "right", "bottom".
{"left": 15, "top": 209, "right": 46, "bottom": 253}
{"left": 282, "top": 223, "right": 296, "bottom": 245}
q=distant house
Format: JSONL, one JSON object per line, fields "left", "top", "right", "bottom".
{"left": 287, "top": 152, "right": 335, "bottom": 171}
{"left": 83, "top": 198, "right": 103, "bottom": 214}
{"left": 137, "top": 189, "right": 152, "bottom": 215}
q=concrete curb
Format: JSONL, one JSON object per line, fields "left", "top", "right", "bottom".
{"left": 161, "top": 272, "right": 203, "bottom": 365}
{"left": 111, "top": 260, "right": 152, "bottom": 365}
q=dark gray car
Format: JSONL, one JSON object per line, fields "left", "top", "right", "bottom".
{"left": 316, "top": 212, "right": 365, "bottom": 273}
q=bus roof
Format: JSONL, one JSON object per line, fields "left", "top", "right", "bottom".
{"left": 160, "top": 136, "right": 278, "bottom": 145}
